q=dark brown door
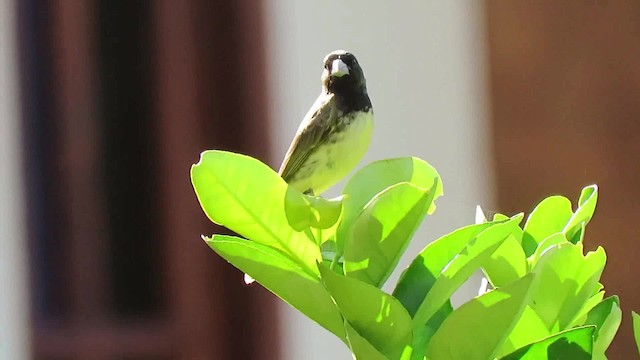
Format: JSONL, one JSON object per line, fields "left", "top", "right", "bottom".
{"left": 17, "top": 1, "right": 278, "bottom": 359}
{"left": 487, "top": 1, "right": 640, "bottom": 357}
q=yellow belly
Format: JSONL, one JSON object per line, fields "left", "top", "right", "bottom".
{"left": 289, "top": 111, "right": 373, "bottom": 195}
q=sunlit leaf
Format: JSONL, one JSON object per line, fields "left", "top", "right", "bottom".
{"left": 344, "top": 181, "right": 437, "bottom": 287}
{"left": 205, "top": 235, "right": 345, "bottom": 340}
{"left": 191, "top": 150, "right": 321, "bottom": 273}
{"left": 528, "top": 233, "right": 567, "bottom": 267}
{"left": 337, "top": 157, "right": 443, "bottom": 254}
{"left": 427, "top": 275, "right": 535, "bottom": 360}
{"left": 522, "top": 196, "right": 573, "bottom": 257}
{"left": 319, "top": 264, "right": 412, "bottom": 359}
{"left": 497, "top": 306, "right": 550, "bottom": 357}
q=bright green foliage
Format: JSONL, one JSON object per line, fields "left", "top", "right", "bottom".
{"left": 499, "top": 306, "right": 551, "bottom": 357}
{"left": 344, "top": 321, "right": 390, "bottom": 360}
{"left": 633, "top": 311, "right": 640, "bottom": 356}
{"left": 191, "top": 151, "right": 621, "bottom": 359}
{"left": 344, "top": 181, "right": 437, "bottom": 287}
{"left": 427, "top": 275, "right": 535, "bottom": 360}
{"left": 337, "top": 157, "right": 443, "bottom": 256}
{"left": 483, "top": 235, "right": 527, "bottom": 287}
{"left": 393, "top": 221, "right": 503, "bottom": 316}
{"left": 501, "top": 326, "right": 595, "bottom": 360}
{"left": 410, "top": 215, "right": 524, "bottom": 330}
{"left": 204, "top": 235, "right": 346, "bottom": 340}
{"left": 522, "top": 196, "right": 573, "bottom": 256}
{"left": 191, "top": 151, "right": 322, "bottom": 274}
{"left": 318, "top": 264, "right": 412, "bottom": 359}
{"left": 528, "top": 243, "right": 605, "bottom": 330}
{"left": 584, "top": 296, "right": 621, "bottom": 359}
{"left": 392, "top": 220, "right": 509, "bottom": 356}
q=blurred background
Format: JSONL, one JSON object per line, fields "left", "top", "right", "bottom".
{"left": 1, "top": 1, "right": 639, "bottom": 359}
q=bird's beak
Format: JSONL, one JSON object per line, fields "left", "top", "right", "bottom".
{"left": 331, "top": 59, "right": 349, "bottom": 77}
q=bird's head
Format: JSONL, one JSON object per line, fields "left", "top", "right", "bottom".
{"left": 321, "top": 50, "right": 367, "bottom": 95}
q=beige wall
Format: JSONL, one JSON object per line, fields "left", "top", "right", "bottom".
{"left": 264, "top": 1, "right": 494, "bottom": 359}
{"left": 0, "top": 0, "right": 30, "bottom": 359}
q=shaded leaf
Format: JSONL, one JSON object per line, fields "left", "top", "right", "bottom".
{"left": 344, "top": 321, "right": 389, "bottom": 360}
{"left": 571, "top": 290, "right": 605, "bottom": 327}
{"left": 411, "top": 214, "right": 524, "bottom": 328}
{"left": 500, "top": 326, "right": 594, "bottom": 360}
{"left": 483, "top": 234, "right": 527, "bottom": 287}
{"left": 530, "top": 243, "right": 606, "bottom": 331}
{"left": 564, "top": 185, "right": 598, "bottom": 244}
{"left": 633, "top": 311, "right": 640, "bottom": 356}
{"left": 584, "top": 296, "right": 621, "bottom": 359}
{"left": 410, "top": 303, "right": 453, "bottom": 360}
{"left": 393, "top": 219, "right": 509, "bottom": 317}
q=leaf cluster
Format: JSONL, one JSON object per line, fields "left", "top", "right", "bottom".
{"left": 191, "top": 151, "right": 623, "bottom": 359}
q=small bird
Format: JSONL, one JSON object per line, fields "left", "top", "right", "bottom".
{"left": 279, "top": 50, "right": 374, "bottom": 196}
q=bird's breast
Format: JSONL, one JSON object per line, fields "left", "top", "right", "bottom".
{"left": 302, "top": 110, "right": 374, "bottom": 194}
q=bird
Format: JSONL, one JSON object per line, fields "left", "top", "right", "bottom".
{"left": 278, "top": 50, "right": 374, "bottom": 196}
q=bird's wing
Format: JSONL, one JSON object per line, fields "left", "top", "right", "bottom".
{"left": 279, "top": 94, "right": 337, "bottom": 181}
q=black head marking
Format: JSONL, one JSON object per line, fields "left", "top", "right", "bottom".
{"left": 321, "top": 50, "right": 371, "bottom": 113}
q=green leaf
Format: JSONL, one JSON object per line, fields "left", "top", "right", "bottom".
{"left": 530, "top": 242, "right": 606, "bottom": 331}
{"left": 337, "top": 157, "right": 443, "bottom": 254}
{"left": 344, "top": 181, "right": 437, "bottom": 287}
{"left": 318, "top": 263, "right": 412, "bottom": 359}
{"left": 528, "top": 233, "right": 567, "bottom": 267}
{"left": 205, "top": 235, "right": 345, "bottom": 340}
{"left": 564, "top": 185, "right": 598, "bottom": 244}
{"left": 344, "top": 321, "right": 389, "bottom": 360}
{"left": 427, "top": 274, "right": 535, "bottom": 360}
{"left": 393, "top": 219, "right": 508, "bottom": 317}
{"left": 500, "top": 326, "right": 594, "bottom": 360}
{"left": 305, "top": 194, "right": 344, "bottom": 230}
{"left": 191, "top": 150, "right": 321, "bottom": 273}
{"left": 497, "top": 305, "right": 550, "bottom": 358}
{"left": 633, "top": 311, "right": 640, "bottom": 356}
{"left": 307, "top": 195, "right": 344, "bottom": 246}
{"left": 584, "top": 296, "right": 621, "bottom": 359}
{"left": 410, "top": 303, "right": 453, "bottom": 360}
{"left": 572, "top": 290, "right": 605, "bottom": 327}
{"left": 411, "top": 214, "right": 524, "bottom": 329}
{"left": 483, "top": 234, "right": 527, "bottom": 287}
{"left": 493, "top": 213, "right": 511, "bottom": 221}
{"left": 522, "top": 196, "right": 573, "bottom": 257}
